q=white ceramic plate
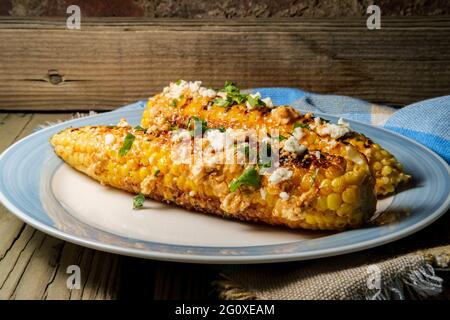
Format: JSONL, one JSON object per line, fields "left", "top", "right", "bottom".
{"left": 0, "top": 107, "right": 449, "bottom": 263}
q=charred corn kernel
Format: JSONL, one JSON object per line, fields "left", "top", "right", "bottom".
{"left": 337, "top": 203, "right": 353, "bottom": 217}
{"left": 140, "top": 84, "right": 411, "bottom": 196}
{"left": 326, "top": 166, "right": 344, "bottom": 179}
{"left": 381, "top": 166, "right": 393, "bottom": 176}
{"left": 373, "top": 162, "right": 382, "bottom": 171}
{"left": 343, "top": 172, "right": 359, "bottom": 184}
{"left": 342, "top": 187, "right": 359, "bottom": 205}
{"left": 331, "top": 177, "right": 346, "bottom": 193}
{"left": 301, "top": 175, "right": 312, "bottom": 189}
{"left": 381, "top": 177, "right": 390, "bottom": 185}
{"left": 316, "top": 196, "right": 328, "bottom": 211}
{"left": 51, "top": 125, "right": 377, "bottom": 231}
{"left": 327, "top": 193, "right": 342, "bottom": 211}
{"left": 319, "top": 179, "right": 332, "bottom": 195}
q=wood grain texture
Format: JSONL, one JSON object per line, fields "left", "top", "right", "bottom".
{"left": 0, "top": 17, "right": 449, "bottom": 110}
{"left": 0, "top": 112, "right": 123, "bottom": 300}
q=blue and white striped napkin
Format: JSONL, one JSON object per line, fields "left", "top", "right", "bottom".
{"left": 117, "top": 88, "right": 450, "bottom": 163}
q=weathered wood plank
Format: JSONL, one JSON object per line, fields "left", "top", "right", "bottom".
{"left": 0, "top": 17, "right": 449, "bottom": 110}
{"left": 0, "top": 112, "right": 123, "bottom": 300}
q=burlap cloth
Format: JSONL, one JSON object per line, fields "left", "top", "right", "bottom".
{"left": 215, "top": 212, "right": 450, "bottom": 300}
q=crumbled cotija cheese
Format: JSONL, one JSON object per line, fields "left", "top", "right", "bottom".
{"left": 260, "top": 188, "right": 267, "bottom": 200}
{"left": 199, "top": 87, "right": 217, "bottom": 98}
{"left": 317, "top": 118, "right": 351, "bottom": 139}
{"left": 269, "top": 167, "right": 293, "bottom": 185}
{"left": 261, "top": 97, "right": 274, "bottom": 108}
{"left": 104, "top": 134, "right": 115, "bottom": 145}
{"left": 284, "top": 136, "right": 307, "bottom": 155}
{"left": 164, "top": 80, "right": 217, "bottom": 99}
{"left": 205, "top": 129, "right": 227, "bottom": 152}
{"left": 245, "top": 92, "right": 262, "bottom": 111}
{"left": 171, "top": 129, "right": 192, "bottom": 142}
{"left": 117, "top": 118, "right": 129, "bottom": 127}
{"left": 279, "top": 192, "right": 289, "bottom": 201}
{"left": 292, "top": 127, "right": 304, "bottom": 139}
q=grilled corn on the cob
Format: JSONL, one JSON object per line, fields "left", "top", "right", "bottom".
{"left": 141, "top": 81, "right": 410, "bottom": 195}
{"left": 50, "top": 124, "right": 376, "bottom": 230}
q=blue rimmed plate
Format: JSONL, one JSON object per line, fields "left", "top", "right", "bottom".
{"left": 0, "top": 108, "right": 449, "bottom": 264}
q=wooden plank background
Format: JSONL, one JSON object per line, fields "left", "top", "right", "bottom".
{"left": 0, "top": 16, "right": 449, "bottom": 110}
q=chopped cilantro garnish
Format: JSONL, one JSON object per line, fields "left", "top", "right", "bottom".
{"left": 171, "top": 99, "right": 178, "bottom": 107}
{"left": 119, "top": 133, "right": 135, "bottom": 156}
{"left": 175, "top": 79, "right": 182, "bottom": 85}
{"left": 154, "top": 169, "right": 160, "bottom": 177}
{"left": 294, "top": 122, "right": 310, "bottom": 130}
{"left": 133, "top": 193, "right": 145, "bottom": 209}
{"left": 258, "top": 161, "right": 272, "bottom": 175}
{"left": 229, "top": 167, "right": 261, "bottom": 192}
{"left": 246, "top": 94, "right": 266, "bottom": 108}
{"left": 169, "top": 124, "right": 179, "bottom": 131}
{"left": 187, "top": 116, "right": 208, "bottom": 135}
{"left": 216, "top": 126, "right": 226, "bottom": 132}
{"left": 223, "top": 81, "right": 240, "bottom": 95}
{"left": 213, "top": 97, "right": 233, "bottom": 108}
{"left": 134, "top": 125, "right": 145, "bottom": 131}
{"left": 278, "top": 135, "right": 287, "bottom": 141}
{"left": 215, "top": 81, "right": 249, "bottom": 107}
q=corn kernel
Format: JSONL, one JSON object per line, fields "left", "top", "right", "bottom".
{"left": 343, "top": 172, "right": 358, "bottom": 184}
{"left": 342, "top": 187, "right": 359, "bottom": 205}
{"left": 331, "top": 177, "right": 346, "bottom": 193}
{"left": 373, "top": 161, "right": 382, "bottom": 171}
{"left": 326, "top": 166, "right": 344, "bottom": 179}
{"left": 327, "top": 193, "right": 342, "bottom": 211}
{"left": 381, "top": 166, "right": 392, "bottom": 176}
{"left": 337, "top": 203, "right": 353, "bottom": 217}
{"left": 319, "top": 179, "right": 331, "bottom": 195}
{"left": 316, "top": 196, "right": 328, "bottom": 211}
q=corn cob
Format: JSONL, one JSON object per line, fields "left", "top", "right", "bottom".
{"left": 141, "top": 81, "right": 410, "bottom": 196}
{"left": 50, "top": 124, "right": 376, "bottom": 230}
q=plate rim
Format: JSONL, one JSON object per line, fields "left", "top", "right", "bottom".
{"left": 0, "top": 109, "right": 449, "bottom": 264}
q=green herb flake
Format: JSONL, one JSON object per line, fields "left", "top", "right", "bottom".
{"left": 213, "top": 97, "right": 233, "bottom": 108}
{"left": 175, "top": 79, "right": 182, "bottom": 85}
{"left": 169, "top": 124, "right": 179, "bottom": 131}
{"left": 187, "top": 116, "right": 208, "bottom": 134}
{"left": 294, "top": 122, "right": 310, "bottom": 130}
{"left": 171, "top": 99, "right": 178, "bottom": 107}
{"left": 154, "top": 169, "right": 160, "bottom": 177}
{"left": 216, "top": 126, "right": 226, "bottom": 132}
{"left": 134, "top": 125, "right": 145, "bottom": 131}
{"left": 223, "top": 81, "right": 240, "bottom": 95}
{"left": 258, "top": 162, "right": 272, "bottom": 175}
{"left": 246, "top": 94, "right": 266, "bottom": 108}
{"left": 133, "top": 193, "right": 145, "bottom": 209}
{"left": 278, "top": 135, "right": 287, "bottom": 141}
{"left": 119, "top": 133, "right": 136, "bottom": 156}
{"left": 229, "top": 167, "right": 261, "bottom": 192}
